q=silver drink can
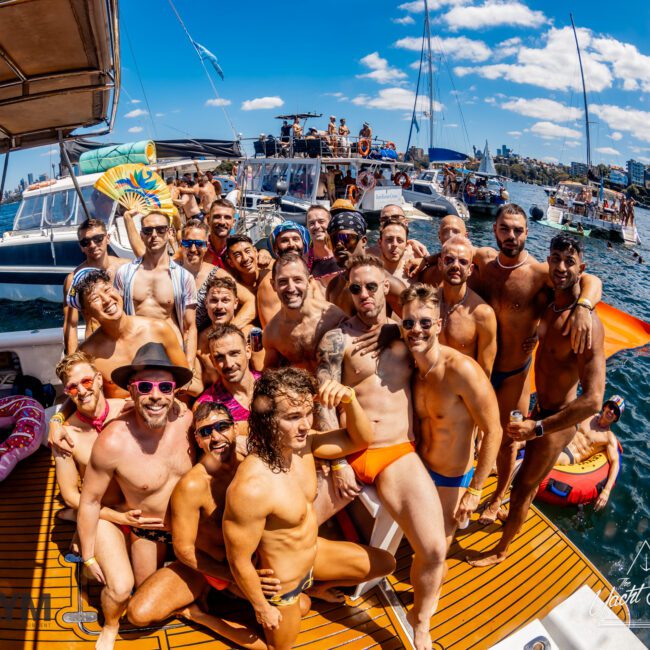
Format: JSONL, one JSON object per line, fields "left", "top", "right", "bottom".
{"left": 510, "top": 409, "right": 524, "bottom": 423}
{"left": 249, "top": 327, "right": 263, "bottom": 352}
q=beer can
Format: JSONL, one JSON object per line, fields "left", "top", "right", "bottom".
{"left": 249, "top": 327, "right": 263, "bottom": 352}
{"left": 510, "top": 409, "right": 524, "bottom": 423}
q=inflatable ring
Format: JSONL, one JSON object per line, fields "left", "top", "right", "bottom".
{"left": 386, "top": 141, "right": 396, "bottom": 151}
{"left": 465, "top": 183, "right": 477, "bottom": 197}
{"left": 0, "top": 396, "right": 45, "bottom": 481}
{"left": 358, "top": 138, "right": 371, "bottom": 157}
{"left": 346, "top": 184, "right": 359, "bottom": 204}
{"left": 536, "top": 445, "right": 622, "bottom": 507}
{"left": 393, "top": 172, "right": 411, "bottom": 189}
{"left": 357, "top": 171, "right": 376, "bottom": 192}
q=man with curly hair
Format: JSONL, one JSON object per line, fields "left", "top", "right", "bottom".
{"left": 223, "top": 367, "right": 395, "bottom": 650}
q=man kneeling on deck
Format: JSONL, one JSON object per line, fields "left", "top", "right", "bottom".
{"left": 469, "top": 234, "right": 606, "bottom": 567}
{"left": 223, "top": 368, "right": 395, "bottom": 650}
{"left": 127, "top": 401, "right": 283, "bottom": 649}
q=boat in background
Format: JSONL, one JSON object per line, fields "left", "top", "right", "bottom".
{"left": 402, "top": 167, "right": 470, "bottom": 220}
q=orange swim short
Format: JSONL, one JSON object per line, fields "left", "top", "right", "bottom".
{"left": 347, "top": 441, "right": 416, "bottom": 484}
{"left": 203, "top": 573, "right": 230, "bottom": 591}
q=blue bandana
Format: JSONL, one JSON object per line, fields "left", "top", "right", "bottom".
{"left": 269, "top": 221, "right": 311, "bottom": 257}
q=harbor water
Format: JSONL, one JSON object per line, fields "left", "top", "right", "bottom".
{"left": 1, "top": 182, "right": 649, "bottom": 639}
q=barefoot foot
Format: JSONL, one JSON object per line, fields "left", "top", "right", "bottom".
{"left": 406, "top": 609, "right": 432, "bottom": 650}
{"left": 95, "top": 624, "right": 119, "bottom": 650}
{"left": 174, "top": 602, "right": 202, "bottom": 622}
{"left": 477, "top": 500, "right": 503, "bottom": 525}
{"left": 306, "top": 584, "right": 346, "bottom": 603}
{"left": 466, "top": 550, "right": 507, "bottom": 567}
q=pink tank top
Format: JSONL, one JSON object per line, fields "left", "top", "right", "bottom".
{"left": 196, "top": 371, "right": 260, "bottom": 421}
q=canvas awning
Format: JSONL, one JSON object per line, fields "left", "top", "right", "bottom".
{"left": 0, "top": 0, "right": 119, "bottom": 153}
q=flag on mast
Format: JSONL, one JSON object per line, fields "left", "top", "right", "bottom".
{"left": 192, "top": 41, "right": 224, "bottom": 80}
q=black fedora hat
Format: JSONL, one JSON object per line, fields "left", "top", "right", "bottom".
{"left": 111, "top": 342, "right": 193, "bottom": 390}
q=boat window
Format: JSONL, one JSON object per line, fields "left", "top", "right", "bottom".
{"left": 44, "top": 190, "right": 76, "bottom": 226}
{"left": 414, "top": 184, "right": 432, "bottom": 195}
{"left": 13, "top": 195, "right": 45, "bottom": 231}
{"left": 262, "top": 162, "right": 291, "bottom": 193}
{"left": 75, "top": 185, "right": 116, "bottom": 225}
{"left": 287, "top": 163, "right": 316, "bottom": 200}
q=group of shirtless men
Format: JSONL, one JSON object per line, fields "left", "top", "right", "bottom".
{"left": 48, "top": 195, "right": 624, "bottom": 650}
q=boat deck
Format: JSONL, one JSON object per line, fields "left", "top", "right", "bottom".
{"left": 0, "top": 448, "right": 629, "bottom": 649}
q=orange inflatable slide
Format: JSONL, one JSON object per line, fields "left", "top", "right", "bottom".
{"left": 529, "top": 302, "right": 650, "bottom": 392}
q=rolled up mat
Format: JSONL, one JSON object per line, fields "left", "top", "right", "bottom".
{"left": 528, "top": 303, "right": 650, "bottom": 393}
{"left": 79, "top": 140, "right": 156, "bottom": 174}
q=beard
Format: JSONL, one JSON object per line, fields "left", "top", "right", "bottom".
{"left": 137, "top": 400, "right": 172, "bottom": 429}
{"left": 497, "top": 238, "right": 525, "bottom": 258}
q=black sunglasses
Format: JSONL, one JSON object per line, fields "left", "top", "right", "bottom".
{"left": 349, "top": 282, "right": 379, "bottom": 295}
{"left": 197, "top": 420, "right": 234, "bottom": 437}
{"left": 332, "top": 232, "right": 359, "bottom": 248}
{"left": 79, "top": 234, "right": 106, "bottom": 247}
{"left": 141, "top": 225, "right": 169, "bottom": 236}
{"left": 402, "top": 318, "right": 434, "bottom": 331}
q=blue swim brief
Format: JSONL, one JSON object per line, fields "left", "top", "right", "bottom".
{"left": 428, "top": 465, "right": 475, "bottom": 488}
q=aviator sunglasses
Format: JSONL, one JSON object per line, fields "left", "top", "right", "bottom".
{"left": 348, "top": 282, "right": 379, "bottom": 295}
{"left": 129, "top": 380, "right": 176, "bottom": 395}
{"left": 64, "top": 374, "right": 98, "bottom": 396}
{"left": 197, "top": 420, "right": 234, "bottom": 438}
{"left": 181, "top": 239, "right": 207, "bottom": 249}
{"left": 141, "top": 225, "right": 169, "bottom": 236}
{"left": 79, "top": 234, "right": 106, "bottom": 248}
{"left": 402, "top": 318, "right": 434, "bottom": 331}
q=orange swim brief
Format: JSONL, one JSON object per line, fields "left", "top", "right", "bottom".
{"left": 203, "top": 572, "right": 230, "bottom": 591}
{"left": 347, "top": 441, "right": 415, "bottom": 484}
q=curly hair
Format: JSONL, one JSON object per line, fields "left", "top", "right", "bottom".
{"left": 75, "top": 269, "right": 111, "bottom": 310}
{"left": 247, "top": 368, "right": 317, "bottom": 473}
{"left": 205, "top": 274, "right": 238, "bottom": 299}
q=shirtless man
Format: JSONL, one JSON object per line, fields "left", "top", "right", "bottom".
{"left": 263, "top": 252, "right": 345, "bottom": 373}
{"left": 399, "top": 284, "right": 501, "bottom": 553}
{"left": 367, "top": 204, "right": 428, "bottom": 261}
{"left": 205, "top": 198, "right": 236, "bottom": 268}
{"left": 126, "top": 402, "right": 279, "bottom": 649}
{"left": 197, "top": 176, "right": 216, "bottom": 215}
{"left": 223, "top": 368, "right": 395, "bottom": 650}
{"left": 414, "top": 214, "right": 468, "bottom": 286}
{"left": 175, "top": 178, "right": 203, "bottom": 221}
{"left": 226, "top": 234, "right": 265, "bottom": 293}
{"left": 325, "top": 211, "right": 406, "bottom": 317}
{"left": 557, "top": 395, "right": 623, "bottom": 510}
{"left": 77, "top": 344, "right": 194, "bottom": 647}
{"left": 437, "top": 236, "right": 497, "bottom": 375}
{"left": 327, "top": 115, "right": 337, "bottom": 150}
{"left": 196, "top": 324, "right": 260, "bottom": 438}
{"left": 378, "top": 218, "right": 413, "bottom": 284}
{"left": 317, "top": 258, "right": 447, "bottom": 650}
{"left": 63, "top": 218, "right": 129, "bottom": 353}
{"left": 338, "top": 118, "right": 350, "bottom": 156}
{"left": 470, "top": 234, "right": 605, "bottom": 566}
{"left": 114, "top": 211, "right": 197, "bottom": 367}
{"left": 468, "top": 204, "right": 602, "bottom": 524}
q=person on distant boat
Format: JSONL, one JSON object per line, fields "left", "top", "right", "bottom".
{"left": 400, "top": 283, "right": 501, "bottom": 557}
{"left": 175, "top": 178, "right": 203, "bottom": 221}
{"left": 114, "top": 211, "right": 198, "bottom": 368}
{"left": 556, "top": 395, "right": 624, "bottom": 510}
{"left": 263, "top": 252, "right": 346, "bottom": 374}
{"left": 63, "top": 218, "right": 129, "bottom": 354}
{"left": 77, "top": 344, "right": 195, "bottom": 648}
{"left": 466, "top": 204, "right": 602, "bottom": 526}
{"left": 437, "top": 236, "right": 497, "bottom": 377}
{"left": 305, "top": 205, "right": 340, "bottom": 288}
{"left": 196, "top": 324, "right": 260, "bottom": 438}
{"left": 358, "top": 121, "right": 372, "bottom": 141}
{"left": 292, "top": 116, "right": 302, "bottom": 139}
{"left": 327, "top": 115, "right": 338, "bottom": 150}
{"left": 223, "top": 368, "right": 395, "bottom": 650}
{"left": 204, "top": 198, "right": 237, "bottom": 268}
{"left": 205, "top": 170, "right": 223, "bottom": 198}
{"left": 627, "top": 197, "right": 636, "bottom": 227}
{"left": 339, "top": 117, "right": 350, "bottom": 156}
{"left": 280, "top": 119, "right": 291, "bottom": 144}
{"left": 469, "top": 234, "right": 605, "bottom": 567}
{"left": 126, "top": 401, "right": 280, "bottom": 649}
{"left": 197, "top": 176, "right": 216, "bottom": 215}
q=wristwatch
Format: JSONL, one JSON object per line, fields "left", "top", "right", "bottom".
{"left": 534, "top": 420, "right": 544, "bottom": 437}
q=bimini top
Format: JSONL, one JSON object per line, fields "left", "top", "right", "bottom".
{"left": 0, "top": 0, "right": 119, "bottom": 153}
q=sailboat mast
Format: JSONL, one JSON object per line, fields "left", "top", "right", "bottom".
{"left": 424, "top": 0, "right": 434, "bottom": 150}
{"left": 570, "top": 13, "right": 591, "bottom": 171}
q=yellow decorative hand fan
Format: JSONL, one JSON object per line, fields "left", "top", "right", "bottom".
{"left": 94, "top": 164, "right": 174, "bottom": 218}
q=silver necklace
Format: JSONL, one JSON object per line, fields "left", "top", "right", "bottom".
{"left": 496, "top": 251, "right": 529, "bottom": 270}
{"left": 418, "top": 352, "right": 440, "bottom": 380}
{"left": 551, "top": 299, "right": 577, "bottom": 313}
{"left": 441, "top": 290, "right": 468, "bottom": 327}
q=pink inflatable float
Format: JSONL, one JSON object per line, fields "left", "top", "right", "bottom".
{"left": 0, "top": 395, "right": 45, "bottom": 480}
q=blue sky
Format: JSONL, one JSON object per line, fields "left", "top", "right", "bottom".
{"left": 6, "top": 0, "right": 650, "bottom": 188}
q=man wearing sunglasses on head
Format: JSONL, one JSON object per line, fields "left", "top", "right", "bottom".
{"left": 114, "top": 211, "right": 198, "bottom": 369}
{"left": 63, "top": 218, "right": 129, "bottom": 354}
{"left": 127, "top": 401, "right": 282, "bottom": 647}
{"left": 78, "top": 343, "right": 195, "bottom": 612}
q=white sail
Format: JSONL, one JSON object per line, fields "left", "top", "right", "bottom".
{"left": 478, "top": 140, "right": 497, "bottom": 176}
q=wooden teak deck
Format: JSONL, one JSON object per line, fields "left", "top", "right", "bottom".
{"left": 0, "top": 449, "right": 629, "bottom": 649}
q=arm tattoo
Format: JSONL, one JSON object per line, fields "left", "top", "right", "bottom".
{"left": 315, "top": 329, "right": 345, "bottom": 431}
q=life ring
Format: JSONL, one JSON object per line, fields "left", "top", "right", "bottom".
{"left": 358, "top": 139, "right": 371, "bottom": 157}
{"left": 357, "top": 171, "right": 376, "bottom": 191}
{"left": 393, "top": 172, "right": 411, "bottom": 189}
{"left": 346, "top": 184, "right": 359, "bottom": 203}
{"left": 465, "top": 183, "right": 477, "bottom": 197}
{"left": 386, "top": 141, "right": 396, "bottom": 151}
{"left": 0, "top": 395, "right": 45, "bottom": 481}
{"left": 535, "top": 445, "right": 622, "bottom": 507}
{"left": 27, "top": 180, "right": 56, "bottom": 191}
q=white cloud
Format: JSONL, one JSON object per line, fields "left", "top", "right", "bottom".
{"left": 442, "top": 1, "right": 548, "bottom": 31}
{"left": 508, "top": 130, "right": 522, "bottom": 137}
{"left": 352, "top": 87, "right": 442, "bottom": 112}
{"left": 357, "top": 52, "right": 407, "bottom": 84}
{"left": 155, "top": 112, "right": 165, "bottom": 117}
{"left": 128, "top": 126, "right": 143, "bottom": 134}
{"left": 495, "top": 37, "right": 522, "bottom": 60}
{"left": 530, "top": 121, "right": 582, "bottom": 140}
{"left": 125, "top": 108, "right": 148, "bottom": 119}
{"left": 595, "top": 147, "right": 620, "bottom": 156}
{"left": 130, "top": 99, "right": 141, "bottom": 104}
{"left": 591, "top": 104, "right": 650, "bottom": 143}
{"left": 392, "top": 15, "right": 415, "bottom": 25}
{"left": 205, "top": 98, "right": 232, "bottom": 107}
{"left": 543, "top": 156, "right": 559, "bottom": 163}
{"left": 565, "top": 140, "right": 581, "bottom": 147}
{"left": 629, "top": 146, "right": 650, "bottom": 154}
{"left": 591, "top": 36, "right": 650, "bottom": 93}
{"left": 455, "top": 27, "right": 612, "bottom": 92}
{"left": 241, "top": 96, "right": 284, "bottom": 111}
{"left": 501, "top": 97, "right": 582, "bottom": 122}
{"left": 609, "top": 131, "right": 623, "bottom": 141}
{"left": 324, "top": 92, "right": 350, "bottom": 101}
{"left": 395, "top": 36, "right": 491, "bottom": 63}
